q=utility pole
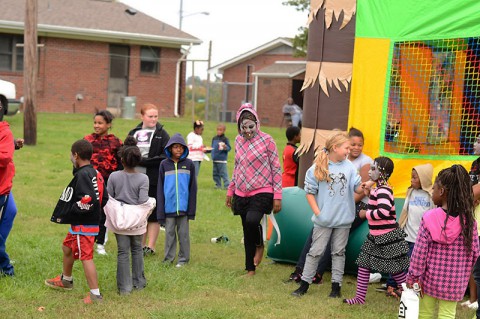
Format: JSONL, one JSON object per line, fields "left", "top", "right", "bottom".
{"left": 24, "top": 0, "right": 38, "bottom": 145}
{"left": 204, "top": 41, "right": 212, "bottom": 121}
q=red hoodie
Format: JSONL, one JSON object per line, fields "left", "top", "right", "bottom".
{"left": 0, "top": 121, "right": 15, "bottom": 195}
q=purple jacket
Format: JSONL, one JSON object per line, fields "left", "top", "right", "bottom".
{"left": 407, "top": 207, "right": 479, "bottom": 301}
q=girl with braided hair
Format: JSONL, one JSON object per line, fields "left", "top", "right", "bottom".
{"left": 344, "top": 156, "right": 410, "bottom": 305}
{"left": 406, "top": 165, "right": 479, "bottom": 318}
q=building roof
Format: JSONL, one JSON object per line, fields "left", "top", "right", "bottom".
{"left": 209, "top": 37, "right": 296, "bottom": 74}
{"left": 0, "top": 0, "right": 201, "bottom": 48}
{"left": 252, "top": 61, "right": 306, "bottom": 78}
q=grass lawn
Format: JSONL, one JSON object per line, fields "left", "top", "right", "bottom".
{"left": 2, "top": 113, "right": 475, "bottom": 318}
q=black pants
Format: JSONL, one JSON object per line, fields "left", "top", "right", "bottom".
{"left": 233, "top": 193, "right": 273, "bottom": 271}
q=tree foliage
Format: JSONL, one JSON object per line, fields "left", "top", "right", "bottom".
{"left": 283, "top": 0, "right": 310, "bottom": 57}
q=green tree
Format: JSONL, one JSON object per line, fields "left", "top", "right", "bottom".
{"left": 283, "top": 0, "right": 309, "bottom": 57}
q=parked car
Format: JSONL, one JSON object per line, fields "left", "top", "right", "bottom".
{"left": 0, "top": 79, "right": 21, "bottom": 116}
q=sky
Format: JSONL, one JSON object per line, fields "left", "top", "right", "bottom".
{"left": 119, "top": 0, "right": 308, "bottom": 78}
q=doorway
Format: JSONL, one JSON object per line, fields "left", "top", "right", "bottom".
{"left": 108, "top": 45, "right": 130, "bottom": 110}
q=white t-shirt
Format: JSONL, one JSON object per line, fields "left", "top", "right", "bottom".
{"left": 187, "top": 131, "right": 204, "bottom": 162}
{"left": 350, "top": 153, "right": 373, "bottom": 204}
{"left": 133, "top": 128, "right": 155, "bottom": 174}
{"left": 404, "top": 188, "right": 434, "bottom": 243}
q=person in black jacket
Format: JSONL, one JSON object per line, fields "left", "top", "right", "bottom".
{"left": 45, "top": 139, "right": 108, "bottom": 304}
{"left": 128, "top": 103, "right": 170, "bottom": 256}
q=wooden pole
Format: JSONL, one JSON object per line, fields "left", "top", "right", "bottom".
{"left": 24, "top": 0, "right": 38, "bottom": 145}
{"left": 204, "top": 40, "right": 212, "bottom": 121}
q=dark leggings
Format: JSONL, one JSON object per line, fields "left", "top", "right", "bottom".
{"left": 233, "top": 193, "right": 273, "bottom": 272}
{"left": 241, "top": 211, "right": 264, "bottom": 271}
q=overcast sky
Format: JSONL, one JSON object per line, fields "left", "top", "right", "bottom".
{"left": 119, "top": 0, "right": 308, "bottom": 78}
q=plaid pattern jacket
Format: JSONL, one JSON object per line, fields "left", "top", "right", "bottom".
{"left": 407, "top": 208, "right": 479, "bottom": 301}
{"left": 227, "top": 131, "right": 282, "bottom": 200}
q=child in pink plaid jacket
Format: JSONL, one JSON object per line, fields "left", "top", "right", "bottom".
{"left": 226, "top": 103, "right": 282, "bottom": 276}
{"left": 407, "top": 165, "right": 479, "bottom": 318}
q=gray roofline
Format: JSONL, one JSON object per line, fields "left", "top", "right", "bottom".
{"left": 0, "top": 20, "right": 202, "bottom": 47}
{"left": 209, "top": 37, "right": 293, "bottom": 74}
{"left": 251, "top": 69, "right": 305, "bottom": 78}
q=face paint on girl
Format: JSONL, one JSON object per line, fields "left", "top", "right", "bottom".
{"left": 240, "top": 119, "right": 257, "bottom": 139}
{"left": 368, "top": 162, "right": 381, "bottom": 181}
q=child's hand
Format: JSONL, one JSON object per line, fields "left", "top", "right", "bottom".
{"left": 272, "top": 199, "right": 281, "bottom": 214}
{"left": 362, "top": 180, "right": 375, "bottom": 196}
{"left": 358, "top": 209, "right": 366, "bottom": 219}
{"left": 225, "top": 196, "right": 232, "bottom": 208}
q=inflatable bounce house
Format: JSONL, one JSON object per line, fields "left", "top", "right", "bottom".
{"left": 267, "top": 0, "right": 480, "bottom": 274}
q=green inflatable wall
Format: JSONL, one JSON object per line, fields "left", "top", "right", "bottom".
{"left": 267, "top": 187, "right": 405, "bottom": 275}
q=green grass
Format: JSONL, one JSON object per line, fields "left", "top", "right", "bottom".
{"left": 2, "top": 113, "right": 475, "bottom": 318}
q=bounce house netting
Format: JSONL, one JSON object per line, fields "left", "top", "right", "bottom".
{"left": 384, "top": 37, "right": 480, "bottom": 158}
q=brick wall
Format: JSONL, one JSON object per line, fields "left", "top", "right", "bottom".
{"left": 222, "top": 53, "right": 303, "bottom": 126}
{"left": 0, "top": 36, "right": 183, "bottom": 117}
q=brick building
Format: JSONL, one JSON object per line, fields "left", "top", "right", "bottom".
{"left": 0, "top": 0, "right": 200, "bottom": 117}
{"left": 210, "top": 38, "right": 305, "bottom": 126}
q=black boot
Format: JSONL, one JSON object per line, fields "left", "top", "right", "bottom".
{"left": 291, "top": 280, "right": 309, "bottom": 297}
{"left": 329, "top": 282, "right": 341, "bottom": 298}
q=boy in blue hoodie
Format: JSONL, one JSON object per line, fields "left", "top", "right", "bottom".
{"left": 157, "top": 133, "right": 197, "bottom": 267}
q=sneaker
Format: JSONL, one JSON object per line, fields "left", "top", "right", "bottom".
{"left": 175, "top": 263, "right": 186, "bottom": 268}
{"left": 286, "top": 271, "right": 302, "bottom": 283}
{"left": 160, "top": 225, "right": 166, "bottom": 231}
{"left": 312, "top": 273, "right": 323, "bottom": 285}
{"left": 328, "top": 282, "right": 341, "bottom": 298}
{"left": 460, "top": 300, "right": 473, "bottom": 307}
{"left": 83, "top": 292, "right": 103, "bottom": 304}
{"left": 386, "top": 286, "right": 402, "bottom": 299}
{"left": 369, "top": 273, "right": 382, "bottom": 284}
{"left": 375, "top": 284, "right": 388, "bottom": 292}
{"left": 96, "top": 244, "right": 107, "bottom": 256}
{"left": 291, "top": 280, "right": 309, "bottom": 297}
{"left": 143, "top": 247, "right": 155, "bottom": 256}
{"left": 44, "top": 274, "right": 73, "bottom": 290}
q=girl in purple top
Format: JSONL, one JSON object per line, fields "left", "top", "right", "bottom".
{"left": 407, "top": 165, "right": 479, "bottom": 318}
{"left": 344, "top": 156, "right": 410, "bottom": 305}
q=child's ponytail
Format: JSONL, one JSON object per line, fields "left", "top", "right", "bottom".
{"left": 314, "top": 132, "right": 349, "bottom": 182}
{"left": 314, "top": 148, "right": 330, "bottom": 182}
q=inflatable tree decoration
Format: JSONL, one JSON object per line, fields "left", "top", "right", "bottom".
{"left": 297, "top": 0, "right": 357, "bottom": 187}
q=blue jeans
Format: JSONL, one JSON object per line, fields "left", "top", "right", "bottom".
{"left": 213, "top": 162, "right": 229, "bottom": 189}
{"left": 0, "top": 194, "right": 14, "bottom": 276}
{"left": 193, "top": 161, "right": 201, "bottom": 178}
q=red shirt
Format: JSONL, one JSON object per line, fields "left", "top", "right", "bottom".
{"left": 282, "top": 143, "right": 298, "bottom": 187}
{"left": 0, "top": 122, "right": 15, "bottom": 195}
{"left": 84, "top": 133, "right": 123, "bottom": 181}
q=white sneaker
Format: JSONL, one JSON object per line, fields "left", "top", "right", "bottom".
{"left": 368, "top": 273, "right": 382, "bottom": 283}
{"left": 96, "top": 244, "right": 107, "bottom": 255}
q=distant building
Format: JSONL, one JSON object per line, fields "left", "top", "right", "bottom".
{"left": 0, "top": 0, "right": 200, "bottom": 116}
{"left": 210, "top": 37, "right": 305, "bottom": 126}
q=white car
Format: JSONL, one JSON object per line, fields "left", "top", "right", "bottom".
{"left": 0, "top": 79, "right": 20, "bottom": 116}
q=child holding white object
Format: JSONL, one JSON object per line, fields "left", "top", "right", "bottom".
{"left": 291, "top": 132, "right": 363, "bottom": 298}
{"left": 407, "top": 165, "right": 479, "bottom": 318}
